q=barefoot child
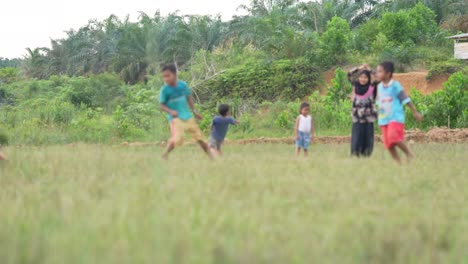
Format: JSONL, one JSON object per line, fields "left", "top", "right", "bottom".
{"left": 295, "top": 102, "right": 315, "bottom": 157}
{"left": 209, "top": 104, "right": 238, "bottom": 156}
{"left": 348, "top": 64, "right": 378, "bottom": 157}
{"left": 376, "top": 61, "right": 423, "bottom": 163}
{"left": 159, "top": 64, "right": 213, "bottom": 159}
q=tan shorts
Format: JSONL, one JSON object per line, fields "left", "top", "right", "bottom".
{"left": 170, "top": 118, "right": 205, "bottom": 146}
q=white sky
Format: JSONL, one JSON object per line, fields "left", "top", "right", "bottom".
{"left": 0, "top": 0, "right": 249, "bottom": 58}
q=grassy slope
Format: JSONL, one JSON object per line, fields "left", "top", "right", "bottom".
{"left": 0, "top": 143, "right": 467, "bottom": 263}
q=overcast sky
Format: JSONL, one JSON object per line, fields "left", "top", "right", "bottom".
{"left": 0, "top": 0, "right": 249, "bottom": 59}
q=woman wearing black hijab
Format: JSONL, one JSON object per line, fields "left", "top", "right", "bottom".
{"left": 348, "top": 65, "right": 378, "bottom": 157}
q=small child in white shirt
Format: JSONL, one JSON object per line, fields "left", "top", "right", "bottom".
{"left": 295, "top": 102, "right": 315, "bottom": 157}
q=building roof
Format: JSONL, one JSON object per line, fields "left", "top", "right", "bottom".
{"left": 446, "top": 33, "right": 468, "bottom": 39}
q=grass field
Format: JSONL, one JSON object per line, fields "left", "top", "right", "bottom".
{"left": 0, "top": 143, "right": 467, "bottom": 263}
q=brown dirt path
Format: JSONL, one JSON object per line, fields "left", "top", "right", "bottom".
{"left": 120, "top": 128, "right": 468, "bottom": 147}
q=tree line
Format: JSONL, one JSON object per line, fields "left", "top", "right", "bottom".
{"left": 0, "top": 0, "right": 466, "bottom": 85}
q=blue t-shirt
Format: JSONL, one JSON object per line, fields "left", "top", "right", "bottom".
{"left": 211, "top": 116, "right": 237, "bottom": 141}
{"left": 159, "top": 81, "right": 193, "bottom": 121}
{"left": 377, "top": 80, "right": 411, "bottom": 126}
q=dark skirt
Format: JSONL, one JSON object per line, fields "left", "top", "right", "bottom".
{"left": 351, "top": 122, "right": 374, "bottom": 157}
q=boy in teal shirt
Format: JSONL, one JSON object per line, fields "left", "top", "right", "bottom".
{"left": 159, "top": 64, "right": 212, "bottom": 159}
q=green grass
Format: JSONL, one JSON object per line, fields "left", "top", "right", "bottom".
{"left": 0, "top": 143, "right": 467, "bottom": 263}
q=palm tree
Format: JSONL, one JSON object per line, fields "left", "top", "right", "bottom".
{"left": 22, "top": 48, "right": 51, "bottom": 79}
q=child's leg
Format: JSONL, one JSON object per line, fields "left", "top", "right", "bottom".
{"left": 395, "top": 141, "right": 414, "bottom": 160}
{"left": 187, "top": 119, "right": 214, "bottom": 159}
{"left": 296, "top": 148, "right": 301, "bottom": 156}
{"left": 197, "top": 140, "right": 214, "bottom": 159}
{"left": 304, "top": 149, "right": 308, "bottom": 157}
{"left": 162, "top": 142, "right": 175, "bottom": 159}
{"left": 162, "top": 119, "right": 183, "bottom": 159}
{"left": 388, "top": 146, "right": 401, "bottom": 164}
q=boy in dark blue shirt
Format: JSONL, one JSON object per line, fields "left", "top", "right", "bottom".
{"left": 209, "top": 104, "right": 238, "bottom": 156}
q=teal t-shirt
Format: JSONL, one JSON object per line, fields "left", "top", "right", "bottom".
{"left": 377, "top": 80, "right": 411, "bottom": 126}
{"left": 159, "top": 81, "right": 193, "bottom": 121}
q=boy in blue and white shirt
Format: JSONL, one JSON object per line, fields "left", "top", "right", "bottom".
{"left": 209, "top": 104, "right": 238, "bottom": 156}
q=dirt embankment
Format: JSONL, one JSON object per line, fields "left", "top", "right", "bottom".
{"left": 120, "top": 128, "right": 468, "bottom": 147}
{"left": 231, "top": 128, "right": 468, "bottom": 145}
{"left": 321, "top": 69, "right": 448, "bottom": 95}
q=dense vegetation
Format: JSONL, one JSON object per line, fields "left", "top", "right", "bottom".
{"left": 0, "top": 0, "right": 467, "bottom": 145}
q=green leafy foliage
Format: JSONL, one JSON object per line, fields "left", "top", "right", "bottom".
{"left": 0, "top": 1, "right": 466, "bottom": 145}
{"left": 427, "top": 60, "right": 467, "bottom": 80}
{"left": 379, "top": 3, "right": 438, "bottom": 45}
{"left": 407, "top": 70, "right": 468, "bottom": 129}
{"left": 200, "top": 59, "right": 321, "bottom": 103}
{"left": 320, "top": 16, "right": 351, "bottom": 64}
{"left": 326, "top": 67, "right": 352, "bottom": 105}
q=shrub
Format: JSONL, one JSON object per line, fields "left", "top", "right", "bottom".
{"left": 427, "top": 59, "right": 467, "bottom": 80}
{"left": 326, "top": 67, "right": 352, "bottom": 105}
{"left": 408, "top": 70, "right": 467, "bottom": 128}
{"left": 379, "top": 3, "right": 438, "bottom": 45}
{"left": 199, "top": 59, "right": 321, "bottom": 103}
{"left": 0, "top": 67, "right": 20, "bottom": 84}
{"left": 320, "top": 16, "right": 351, "bottom": 64}
{"left": 0, "top": 129, "right": 9, "bottom": 145}
{"left": 353, "top": 19, "right": 380, "bottom": 52}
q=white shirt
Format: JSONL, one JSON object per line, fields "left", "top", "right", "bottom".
{"left": 298, "top": 115, "right": 312, "bottom": 133}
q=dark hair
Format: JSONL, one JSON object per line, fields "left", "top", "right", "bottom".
{"left": 358, "top": 70, "right": 372, "bottom": 86}
{"left": 161, "top": 64, "right": 177, "bottom": 74}
{"left": 379, "top": 61, "right": 395, "bottom": 77}
{"left": 300, "top": 102, "right": 310, "bottom": 112}
{"left": 218, "top": 104, "right": 230, "bottom": 117}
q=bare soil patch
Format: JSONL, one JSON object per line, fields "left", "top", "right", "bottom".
{"left": 321, "top": 70, "right": 448, "bottom": 95}
{"left": 229, "top": 128, "right": 468, "bottom": 145}
{"left": 120, "top": 128, "right": 468, "bottom": 148}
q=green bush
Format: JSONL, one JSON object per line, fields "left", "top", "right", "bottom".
{"left": 379, "top": 3, "right": 438, "bottom": 45}
{"left": 408, "top": 70, "right": 467, "bottom": 128}
{"left": 0, "top": 129, "right": 9, "bottom": 145}
{"left": 326, "top": 67, "right": 352, "bottom": 105}
{"left": 427, "top": 59, "right": 467, "bottom": 80}
{"left": 320, "top": 16, "right": 351, "bottom": 65}
{"left": 352, "top": 19, "right": 380, "bottom": 53}
{"left": 65, "top": 73, "right": 125, "bottom": 112}
{"left": 199, "top": 59, "right": 321, "bottom": 103}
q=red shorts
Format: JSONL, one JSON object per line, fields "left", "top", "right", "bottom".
{"left": 380, "top": 122, "right": 405, "bottom": 149}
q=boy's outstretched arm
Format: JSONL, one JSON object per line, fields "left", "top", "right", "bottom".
{"left": 187, "top": 97, "right": 203, "bottom": 120}
{"left": 161, "top": 103, "right": 178, "bottom": 118}
{"left": 407, "top": 102, "right": 423, "bottom": 121}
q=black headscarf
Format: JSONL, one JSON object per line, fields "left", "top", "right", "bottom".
{"left": 354, "top": 70, "right": 372, "bottom": 96}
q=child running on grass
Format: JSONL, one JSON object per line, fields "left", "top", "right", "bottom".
{"left": 209, "top": 104, "right": 238, "bottom": 156}
{"left": 348, "top": 64, "right": 378, "bottom": 157}
{"left": 376, "top": 61, "right": 423, "bottom": 164}
{"left": 159, "top": 64, "right": 213, "bottom": 159}
{"left": 295, "top": 102, "right": 315, "bottom": 157}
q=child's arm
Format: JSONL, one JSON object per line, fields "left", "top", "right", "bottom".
{"left": 187, "top": 96, "right": 203, "bottom": 120}
{"left": 295, "top": 116, "right": 300, "bottom": 139}
{"left": 311, "top": 117, "right": 315, "bottom": 139}
{"left": 160, "top": 103, "right": 178, "bottom": 118}
{"left": 397, "top": 84, "right": 423, "bottom": 121}
{"left": 407, "top": 102, "right": 423, "bottom": 121}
